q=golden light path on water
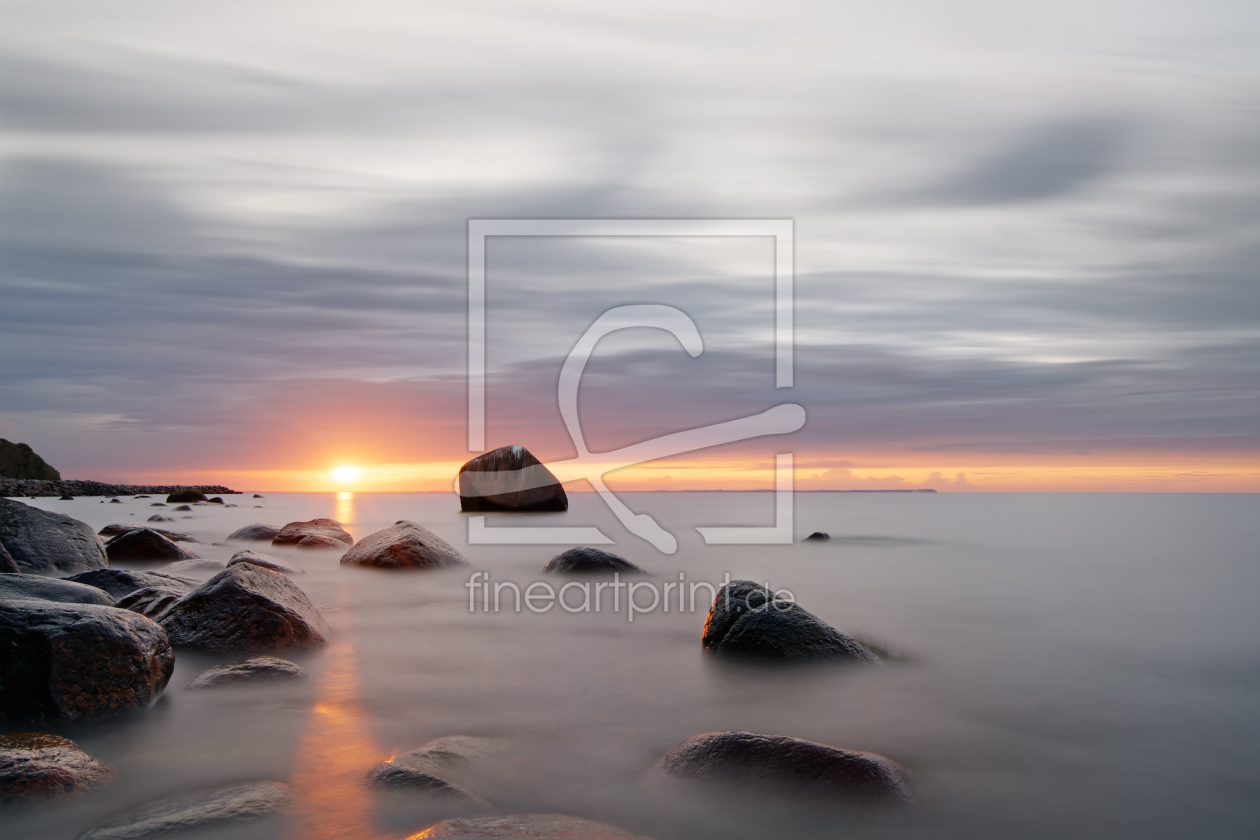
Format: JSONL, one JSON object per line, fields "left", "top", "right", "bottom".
{"left": 335, "top": 491, "right": 356, "bottom": 528}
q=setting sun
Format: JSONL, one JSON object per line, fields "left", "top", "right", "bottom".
{"left": 331, "top": 466, "right": 361, "bottom": 482}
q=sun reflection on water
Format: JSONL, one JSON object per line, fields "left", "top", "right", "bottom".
{"left": 334, "top": 491, "right": 355, "bottom": 529}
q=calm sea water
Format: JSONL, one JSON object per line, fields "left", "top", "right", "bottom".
{"left": 4, "top": 491, "right": 1259, "bottom": 839}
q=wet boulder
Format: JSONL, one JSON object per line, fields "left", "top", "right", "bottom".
{"left": 80, "top": 780, "right": 293, "bottom": 840}
{"left": 542, "top": 547, "right": 645, "bottom": 574}
{"left": 165, "top": 489, "right": 208, "bottom": 503}
{"left": 652, "top": 731, "right": 912, "bottom": 806}
{"left": 59, "top": 495, "right": 75, "bottom": 501}
{"left": 0, "top": 732, "right": 113, "bottom": 804}
{"left": 271, "top": 519, "right": 353, "bottom": 549}
{"left": 63, "top": 569, "right": 196, "bottom": 600}
{"left": 99, "top": 523, "right": 197, "bottom": 543}
{"left": 0, "top": 574, "right": 115, "bottom": 606}
{"left": 147, "top": 514, "right": 174, "bottom": 523}
{"left": 104, "top": 529, "right": 199, "bottom": 563}
{"left": 0, "top": 600, "right": 174, "bottom": 725}
{"left": 412, "top": 814, "right": 649, "bottom": 839}
{"left": 207, "top": 497, "right": 224, "bottom": 505}
{"left": 173, "top": 505, "right": 193, "bottom": 512}
{"left": 702, "top": 580, "right": 878, "bottom": 664}
{"left": 226, "top": 523, "right": 281, "bottom": 542}
{"left": 115, "top": 588, "right": 183, "bottom": 621}
{"left": 369, "top": 735, "right": 505, "bottom": 805}
{"left": 458, "top": 445, "right": 567, "bottom": 512}
{"left": 158, "top": 562, "right": 331, "bottom": 654}
{"left": 0, "top": 498, "right": 107, "bottom": 575}
{"left": 162, "top": 558, "right": 226, "bottom": 574}
{"left": 340, "top": 521, "right": 468, "bottom": 570}
{"left": 186, "top": 656, "right": 308, "bottom": 690}
{"left": 228, "top": 550, "right": 303, "bottom": 575}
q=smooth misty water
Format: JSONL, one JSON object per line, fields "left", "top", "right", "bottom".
{"left": 3, "top": 492, "right": 1260, "bottom": 840}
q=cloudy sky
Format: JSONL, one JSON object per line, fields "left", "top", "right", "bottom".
{"left": 2, "top": 0, "right": 1258, "bottom": 491}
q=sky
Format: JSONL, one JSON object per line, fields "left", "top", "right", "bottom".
{"left": 1, "top": 0, "right": 1259, "bottom": 492}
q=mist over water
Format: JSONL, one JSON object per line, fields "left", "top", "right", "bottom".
{"left": 4, "top": 491, "right": 1260, "bottom": 839}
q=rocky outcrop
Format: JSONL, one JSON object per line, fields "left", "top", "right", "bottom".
{"left": 0, "top": 733, "right": 112, "bottom": 804}
{"left": 411, "top": 814, "right": 649, "bottom": 839}
{"left": 158, "top": 563, "right": 331, "bottom": 654}
{"left": 104, "top": 529, "right": 199, "bottom": 563}
{"left": 458, "top": 445, "right": 567, "bottom": 512}
{"left": 227, "top": 550, "right": 303, "bottom": 575}
{"left": 62, "top": 569, "right": 196, "bottom": 600}
{"left": 0, "top": 574, "right": 115, "bottom": 606}
{"left": 186, "top": 656, "right": 308, "bottom": 690}
{"left": 652, "top": 731, "right": 912, "bottom": 806}
{"left": 340, "top": 521, "right": 468, "bottom": 570}
{"left": 0, "top": 600, "right": 174, "bottom": 725}
{"left": 541, "top": 547, "right": 645, "bottom": 574}
{"left": 702, "top": 580, "right": 879, "bottom": 664}
{"left": 0, "top": 439, "right": 60, "bottom": 481}
{"left": 0, "top": 479, "right": 237, "bottom": 499}
{"left": 226, "top": 523, "right": 281, "bottom": 542}
{"left": 0, "top": 499, "right": 107, "bottom": 575}
{"left": 165, "top": 490, "right": 208, "bottom": 504}
{"left": 99, "top": 523, "right": 197, "bottom": 542}
{"left": 271, "top": 519, "right": 354, "bottom": 549}
{"left": 79, "top": 780, "right": 293, "bottom": 840}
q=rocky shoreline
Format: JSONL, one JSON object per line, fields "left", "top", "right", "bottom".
{"left": 0, "top": 479, "right": 240, "bottom": 498}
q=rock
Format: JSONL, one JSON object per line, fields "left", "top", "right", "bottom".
{"left": 0, "top": 600, "right": 174, "bottom": 725}
{"left": 104, "top": 529, "right": 199, "bottom": 563}
{"left": 226, "top": 523, "right": 281, "bottom": 542}
{"left": 99, "top": 524, "right": 197, "bottom": 543}
{"left": 652, "top": 731, "right": 912, "bottom": 806}
{"left": 173, "top": 505, "right": 193, "bottom": 512}
{"left": 541, "top": 547, "right": 645, "bottom": 574}
{"left": 165, "top": 490, "right": 208, "bottom": 504}
{"left": 186, "top": 656, "right": 308, "bottom": 690}
{"left": 135, "top": 496, "right": 150, "bottom": 499}
{"left": 0, "top": 543, "right": 19, "bottom": 574}
{"left": 158, "top": 563, "right": 331, "bottom": 654}
{"left": 410, "top": 814, "right": 648, "bottom": 839}
{"left": 803, "top": 532, "right": 831, "bottom": 542}
{"left": 0, "top": 499, "right": 107, "bottom": 575}
{"left": 253, "top": 494, "right": 265, "bottom": 498}
{"left": 207, "top": 497, "right": 224, "bottom": 505}
{"left": 146, "top": 514, "right": 174, "bottom": 523}
{"left": 458, "top": 445, "right": 568, "bottom": 512}
{"left": 227, "top": 550, "right": 303, "bottom": 575}
{"left": 0, "top": 732, "right": 112, "bottom": 804}
{"left": 161, "top": 558, "right": 226, "bottom": 573}
{"left": 0, "top": 574, "right": 115, "bottom": 606}
{"left": 271, "top": 519, "right": 353, "bottom": 549}
{"left": 369, "top": 736, "right": 505, "bottom": 796}
{"left": 702, "top": 580, "right": 879, "bottom": 664}
{"left": 62, "top": 569, "right": 195, "bottom": 600}
{"left": 340, "top": 521, "right": 468, "bottom": 570}
{"left": 149, "top": 503, "right": 166, "bottom": 507}
{"left": 115, "top": 588, "right": 183, "bottom": 621}
{"left": 59, "top": 495, "right": 74, "bottom": 501}
{"left": 80, "top": 780, "right": 293, "bottom": 840}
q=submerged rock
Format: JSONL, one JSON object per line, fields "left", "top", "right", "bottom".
{"left": 0, "top": 574, "right": 115, "bottom": 606}
{"left": 702, "top": 580, "right": 878, "bottom": 664}
{"left": 227, "top": 550, "right": 303, "bottom": 575}
{"left": 411, "top": 814, "right": 649, "bottom": 839}
{"left": 158, "top": 562, "right": 331, "bottom": 654}
{"left": 59, "top": 495, "right": 75, "bottom": 501}
{"left": 803, "top": 532, "right": 831, "bottom": 542}
{"left": 458, "top": 445, "right": 568, "bottom": 512}
{"left": 0, "top": 600, "right": 174, "bottom": 725}
{"left": 146, "top": 514, "right": 174, "bottom": 523}
{"left": 173, "top": 505, "right": 193, "bottom": 512}
{"left": 369, "top": 735, "right": 505, "bottom": 798}
{"left": 207, "top": 497, "right": 224, "bottom": 505}
{"left": 541, "top": 547, "right": 645, "bottom": 574}
{"left": 104, "top": 529, "right": 199, "bottom": 563}
{"left": 99, "top": 523, "right": 197, "bottom": 543}
{"left": 340, "top": 521, "right": 468, "bottom": 570}
{"left": 108, "top": 498, "right": 121, "bottom": 504}
{"left": 271, "top": 519, "right": 354, "bottom": 549}
{"left": 80, "top": 780, "right": 293, "bottom": 840}
{"left": 186, "top": 656, "right": 308, "bottom": 690}
{"left": 161, "top": 558, "right": 226, "bottom": 573}
{"left": 652, "top": 731, "right": 912, "bottom": 806}
{"left": 225, "top": 523, "right": 281, "bottom": 542}
{"left": 62, "top": 569, "right": 196, "bottom": 600}
{"left": 165, "top": 490, "right": 208, "bottom": 504}
{"left": 0, "top": 499, "right": 107, "bottom": 575}
{"left": 0, "top": 732, "right": 113, "bottom": 804}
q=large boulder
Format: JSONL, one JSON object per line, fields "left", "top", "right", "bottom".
{"left": 226, "top": 523, "right": 281, "bottom": 542}
{"left": 0, "top": 574, "right": 115, "bottom": 606}
{"left": 0, "top": 732, "right": 113, "bottom": 804}
{"left": 115, "top": 588, "right": 183, "bottom": 621}
{"left": 0, "top": 600, "right": 174, "bottom": 725}
{"left": 228, "top": 550, "right": 304, "bottom": 575}
{"left": 271, "top": 519, "right": 353, "bottom": 549}
{"left": 186, "top": 656, "right": 308, "bottom": 690}
{"left": 99, "top": 523, "right": 198, "bottom": 542}
{"left": 165, "top": 489, "right": 207, "bottom": 503}
{"left": 340, "top": 521, "right": 468, "bottom": 570}
{"left": 104, "top": 529, "right": 199, "bottom": 563}
{"left": 62, "top": 569, "right": 196, "bottom": 601}
{"left": 702, "top": 580, "right": 879, "bottom": 664}
{"left": 0, "top": 498, "right": 106, "bottom": 575}
{"left": 542, "top": 547, "right": 644, "bottom": 574}
{"left": 458, "top": 445, "right": 568, "bottom": 512}
{"left": 158, "top": 562, "right": 331, "bottom": 654}
{"left": 80, "top": 780, "right": 293, "bottom": 840}
{"left": 411, "top": 814, "right": 649, "bottom": 839}
{"left": 652, "top": 731, "right": 912, "bottom": 806}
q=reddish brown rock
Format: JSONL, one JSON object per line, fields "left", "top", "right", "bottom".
{"left": 271, "top": 519, "right": 353, "bottom": 549}
{"left": 340, "top": 521, "right": 468, "bottom": 570}
{"left": 0, "top": 732, "right": 112, "bottom": 803}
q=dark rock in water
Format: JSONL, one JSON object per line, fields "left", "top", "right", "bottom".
{"left": 207, "top": 497, "right": 224, "bottom": 505}
{"left": 225, "top": 523, "right": 280, "bottom": 542}
{"left": 0, "top": 574, "right": 115, "bottom": 606}
{"left": 99, "top": 523, "right": 198, "bottom": 543}
{"left": 340, "top": 521, "right": 467, "bottom": 570}
{"left": 253, "top": 494, "right": 264, "bottom": 498}
{"left": 228, "top": 550, "right": 303, "bottom": 575}
{"left": 271, "top": 519, "right": 353, "bottom": 549}
{"left": 104, "top": 529, "right": 199, "bottom": 563}
{"left": 149, "top": 503, "right": 166, "bottom": 507}
{"left": 458, "top": 445, "right": 568, "bottom": 512}
{"left": 186, "top": 656, "right": 308, "bottom": 690}
{"left": 542, "top": 547, "right": 645, "bottom": 574}
{"left": 115, "top": 588, "right": 183, "bottom": 620}
{"left": 0, "top": 732, "right": 113, "bottom": 803}
{"left": 134, "top": 496, "right": 150, "bottom": 499}
{"left": 652, "top": 730, "right": 912, "bottom": 806}
{"left": 165, "top": 489, "right": 208, "bottom": 504}
{"left": 62, "top": 569, "right": 195, "bottom": 600}
{"left": 702, "top": 580, "right": 879, "bottom": 664}
{"left": 414, "top": 814, "right": 649, "bottom": 839}
{"left": 173, "top": 505, "right": 193, "bottom": 511}
{"left": 146, "top": 514, "right": 174, "bottom": 523}
{"left": 367, "top": 735, "right": 505, "bottom": 800}
{"left": 159, "top": 562, "right": 331, "bottom": 654}
{"left": 0, "top": 499, "right": 107, "bottom": 575}
{"left": 108, "top": 498, "right": 121, "bottom": 504}
{"left": 59, "top": 495, "right": 74, "bottom": 501}
{"left": 79, "top": 780, "right": 293, "bottom": 840}
{"left": 0, "top": 600, "right": 174, "bottom": 725}
{"left": 804, "top": 532, "right": 831, "bottom": 542}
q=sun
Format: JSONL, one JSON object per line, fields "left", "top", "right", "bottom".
{"left": 331, "top": 466, "right": 361, "bottom": 482}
